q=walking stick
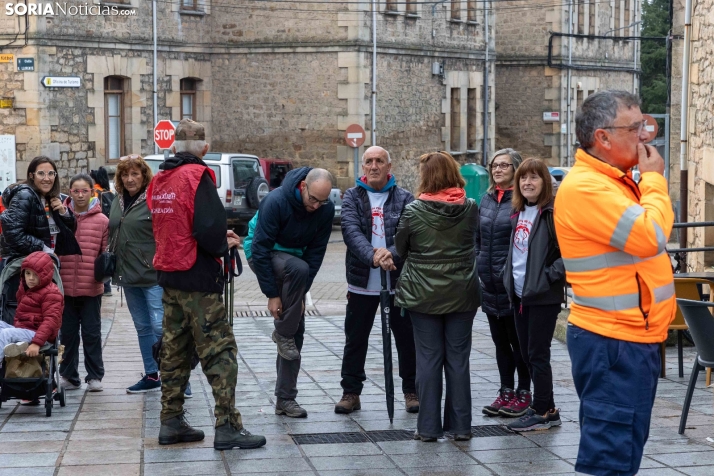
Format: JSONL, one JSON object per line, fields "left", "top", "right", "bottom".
{"left": 380, "top": 268, "right": 395, "bottom": 424}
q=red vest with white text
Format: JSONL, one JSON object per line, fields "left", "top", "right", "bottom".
{"left": 147, "top": 164, "right": 216, "bottom": 272}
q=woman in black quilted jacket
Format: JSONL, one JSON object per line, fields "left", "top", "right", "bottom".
{"left": 475, "top": 148, "right": 532, "bottom": 418}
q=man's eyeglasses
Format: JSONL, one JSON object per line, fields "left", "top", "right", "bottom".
{"left": 305, "top": 183, "right": 330, "bottom": 205}
{"left": 602, "top": 121, "right": 646, "bottom": 135}
{"left": 70, "top": 189, "right": 91, "bottom": 195}
{"left": 490, "top": 163, "right": 513, "bottom": 171}
{"left": 33, "top": 171, "right": 57, "bottom": 179}
{"left": 120, "top": 154, "right": 141, "bottom": 161}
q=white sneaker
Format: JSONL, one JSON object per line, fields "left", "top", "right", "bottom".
{"left": 60, "top": 376, "right": 81, "bottom": 390}
{"left": 87, "top": 379, "right": 103, "bottom": 392}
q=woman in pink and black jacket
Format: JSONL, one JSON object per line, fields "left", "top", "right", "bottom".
{"left": 59, "top": 173, "right": 108, "bottom": 392}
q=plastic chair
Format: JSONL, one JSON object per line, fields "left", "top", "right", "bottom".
{"left": 675, "top": 299, "right": 714, "bottom": 434}
{"left": 665, "top": 278, "right": 712, "bottom": 379}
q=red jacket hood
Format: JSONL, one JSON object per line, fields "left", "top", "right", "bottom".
{"left": 21, "top": 251, "right": 55, "bottom": 290}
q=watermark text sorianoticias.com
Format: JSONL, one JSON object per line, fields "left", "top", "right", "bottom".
{"left": 5, "top": 3, "right": 137, "bottom": 16}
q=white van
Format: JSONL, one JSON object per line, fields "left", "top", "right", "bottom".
{"left": 141, "top": 152, "right": 269, "bottom": 234}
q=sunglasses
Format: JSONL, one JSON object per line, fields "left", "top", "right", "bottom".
{"left": 120, "top": 154, "right": 142, "bottom": 161}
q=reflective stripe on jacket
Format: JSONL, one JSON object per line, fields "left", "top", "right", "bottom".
{"left": 554, "top": 148, "right": 675, "bottom": 344}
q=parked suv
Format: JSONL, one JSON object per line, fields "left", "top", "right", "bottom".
{"left": 142, "top": 152, "right": 269, "bottom": 235}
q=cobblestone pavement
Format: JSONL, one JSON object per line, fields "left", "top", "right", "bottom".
{"left": 1, "top": 233, "right": 713, "bottom": 475}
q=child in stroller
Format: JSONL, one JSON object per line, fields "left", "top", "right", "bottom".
{"left": 0, "top": 251, "right": 65, "bottom": 415}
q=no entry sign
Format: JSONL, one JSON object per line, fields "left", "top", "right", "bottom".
{"left": 345, "top": 124, "right": 366, "bottom": 148}
{"left": 154, "top": 120, "right": 175, "bottom": 150}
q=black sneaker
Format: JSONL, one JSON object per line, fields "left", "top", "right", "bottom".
{"left": 159, "top": 413, "right": 205, "bottom": 445}
{"left": 214, "top": 423, "right": 267, "bottom": 450}
{"left": 126, "top": 374, "right": 161, "bottom": 394}
{"left": 275, "top": 398, "right": 308, "bottom": 418}
{"left": 547, "top": 408, "right": 561, "bottom": 427}
{"left": 506, "top": 408, "right": 552, "bottom": 432}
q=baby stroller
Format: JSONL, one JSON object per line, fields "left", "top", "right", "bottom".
{"left": 0, "top": 257, "right": 66, "bottom": 417}
{"left": 0, "top": 336, "right": 66, "bottom": 416}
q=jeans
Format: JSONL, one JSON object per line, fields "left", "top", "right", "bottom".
{"left": 410, "top": 309, "right": 475, "bottom": 438}
{"left": 341, "top": 292, "right": 416, "bottom": 395}
{"left": 486, "top": 313, "right": 530, "bottom": 392}
{"left": 123, "top": 285, "right": 164, "bottom": 375}
{"left": 60, "top": 295, "right": 104, "bottom": 385}
{"left": 568, "top": 324, "right": 660, "bottom": 476}
{"left": 513, "top": 298, "right": 560, "bottom": 415}
{"left": 0, "top": 321, "right": 36, "bottom": 360}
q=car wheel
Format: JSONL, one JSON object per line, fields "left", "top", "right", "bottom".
{"left": 247, "top": 177, "right": 270, "bottom": 209}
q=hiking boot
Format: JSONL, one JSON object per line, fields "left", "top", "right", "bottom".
{"left": 498, "top": 389, "right": 532, "bottom": 418}
{"left": 482, "top": 387, "right": 514, "bottom": 417}
{"left": 214, "top": 422, "right": 266, "bottom": 450}
{"left": 334, "top": 393, "right": 361, "bottom": 414}
{"left": 158, "top": 413, "right": 205, "bottom": 445}
{"left": 86, "top": 379, "right": 103, "bottom": 392}
{"left": 507, "top": 408, "right": 552, "bottom": 432}
{"left": 126, "top": 374, "right": 161, "bottom": 394}
{"left": 413, "top": 431, "right": 436, "bottom": 442}
{"left": 275, "top": 398, "right": 308, "bottom": 418}
{"left": 547, "top": 408, "right": 561, "bottom": 427}
{"left": 404, "top": 393, "right": 419, "bottom": 413}
{"left": 184, "top": 382, "right": 193, "bottom": 399}
{"left": 4, "top": 342, "right": 29, "bottom": 359}
{"left": 272, "top": 330, "right": 299, "bottom": 361}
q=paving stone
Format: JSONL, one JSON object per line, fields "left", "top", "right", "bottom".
{"left": 391, "top": 451, "right": 479, "bottom": 468}
{"left": 225, "top": 456, "right": 312, "bottom": 473}
{"left": 299, "top": 442, "right": 381, "bottom": 457}
{"left": 143, "top": 460, "right": 227, "bottom": 476}
{"left": 0, "top": 468, "right": 55, "bottom": 476}
{"left": 402, "top": 467, "right": 494, "bottom": 476}
{"left": 56, "top": 464, "right": 140, "bottom": 476}
{"left": 377, "top": 439, "right": 462, "bottom": 454}
{"left": 484, "top": 459, "right": 575, "bottom": 475}
{"left": 143, "top": 447, "right": 222, "bottom": 463}
{"left": 649, "top": 451, "right": 714, "bottom": 467}
{"left": 308, "top": 454, "right": 397, "bottom": 471}
{"left": 468, "top": 446, "right": 563, "bottom": 464}
{"left": 0, "top": 452, "right": 59, "bottom": 468}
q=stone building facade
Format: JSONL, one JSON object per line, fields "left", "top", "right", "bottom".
{"left": 675, "top": 0, "right": 714, "bottom": 271}
{"left": 495, "top": 0, "right": 640, "bottom": 165}
{"left": 0, "top": 0, "right": 495, "bottom": 192}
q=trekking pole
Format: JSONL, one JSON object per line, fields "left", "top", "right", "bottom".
{"left": 229, "top": 247, "right": 236, "bottom": 327}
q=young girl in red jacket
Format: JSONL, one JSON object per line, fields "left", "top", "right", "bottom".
{"left": 0, "top": 251, "right": 63, "bottom": 362}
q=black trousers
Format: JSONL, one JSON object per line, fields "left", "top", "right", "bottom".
{"left": 60, "top": 295, "right": 105, "bottom": 385}
{"left": 340, "top": 292, "right": 417, "bottom": 395}
{"left": 513, "top": 298, "right": 560, "bottom": 415}
{"left": 410, "top": 310, "right": 475, "bottom": 438}
{"left": 275, "top": 317, "right": 304, "bottom": 400}
{"left": 486, "top": 313, "right": 530, "bottom": 392}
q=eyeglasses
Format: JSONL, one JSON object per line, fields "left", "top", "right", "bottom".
{"left": 490, "top": 163, "right": 513, "bottom": 171}
{"left": 602, "top": 121, "right": 646, "bottom": 135}
{"left": 305, "top": 183, "right": 330, "bottom": 205}
{"left": 33, "top": 171, "right": 57, "bottom": 179}
{"left": 70, "top": 189, "right": 91, "bottom": 195}
{"left": 120, "top": 154, "right": 141, "bottom": 161}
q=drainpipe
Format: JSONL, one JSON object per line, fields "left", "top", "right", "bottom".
{"left": 632, "top": 1, "right": 638, "bottom": 94}
{"left": 153, "top": 0, "right": 158, "bottom": 154}
{"left": 372, "top": 0, "right": 377, "bottom": 146}
{"left": 679, "top": 0, "right": 692, "bottom": 249}
{"left": 482, "top": 1, "right": 489, "bottom": 166}
{"left": 565, "top": 0, "right": 573, "bottom": 167}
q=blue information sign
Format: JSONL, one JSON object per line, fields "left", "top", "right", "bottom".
{"left": 17, "top": 58, "right": 34, "bottom": 71}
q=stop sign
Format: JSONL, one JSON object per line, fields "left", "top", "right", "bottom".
{"left": 154, "top": 120, "right": 175, "bottom": 150}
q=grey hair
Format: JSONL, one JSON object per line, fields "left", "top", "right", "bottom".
{"left": 575, "top": 90, "right": 641, "bottom": 149}
{"left": 69, "top": 173, "right": 94, "bottom": 189}
{"left": 487, "top": 148, "right": 523, "bottom": 193}
{"left": 306, "top": 168, "right": 335, "bottom": 188}
{"left": 173, "top": 139, "right": 207, "bottom": 157}
{"left": 362, "top": 146, "right": 391, "bottom": 164}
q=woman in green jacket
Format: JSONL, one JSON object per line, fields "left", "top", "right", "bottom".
{"left": 395, "top": 151, "right": 480, "bottom": 442}
{"left": 108, "top": 155, "right": 165, "bottom": 395}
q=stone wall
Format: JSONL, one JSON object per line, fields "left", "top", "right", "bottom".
{"left": 684, "top": 0, "right": 714, "bottom": 271}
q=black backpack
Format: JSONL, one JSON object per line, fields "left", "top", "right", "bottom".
{"left": 98, "top": 191, "right": 115, "bottom": 218}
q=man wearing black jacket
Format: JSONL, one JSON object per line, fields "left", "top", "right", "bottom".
{"left": 252, "top": 166, "right": 335, "bottom": 418}
{"left": 148, "top": 119, "right": 265, "bottom": 451}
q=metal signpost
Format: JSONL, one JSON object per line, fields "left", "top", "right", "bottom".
{"left": 345, "top": 124, "right": 366, "bottom": 182}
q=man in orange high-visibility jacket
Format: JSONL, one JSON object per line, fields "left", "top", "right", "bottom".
{"left": 555, "top": 90, "right": 675, "bottom": 476}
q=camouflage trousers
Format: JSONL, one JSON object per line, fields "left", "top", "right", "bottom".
{"left": 159, "top": 287, "right": 242, "bottom": 429}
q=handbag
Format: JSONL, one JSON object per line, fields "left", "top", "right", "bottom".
{"left": 94, "top": 217, "right": 120, "bottom": 283}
